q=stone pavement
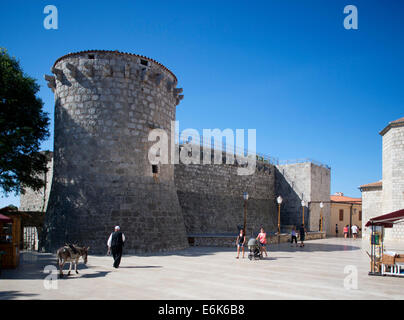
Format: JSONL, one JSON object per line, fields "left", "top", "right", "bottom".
{"left": 1, "top": 238, "right": 404, "bottom": 300}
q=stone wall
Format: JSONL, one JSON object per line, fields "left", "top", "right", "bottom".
{"left": 309, "top": 164, "right": 332, "bottom": 234}
{"left": 20, "top": 152, "right": 53, "bottom": 212}
{"left": 175, "top": 160, "right": 277, "bottom": 237}
{"left": 361, "top": 187, "right": 383, "bottom": 243}
{"left": 275, "top": 163, "right": 331, "bottom": 233}
{"left": 22, "top": 152, "right": 329, "bottom": 251}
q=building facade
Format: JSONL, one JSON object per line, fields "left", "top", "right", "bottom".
{"left": 329, "top": 193, "right": 362, "bottom": 237}
{"left": 360, "top": 117, "right": 404, "bottom": 243}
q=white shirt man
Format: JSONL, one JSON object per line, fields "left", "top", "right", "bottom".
{"left": 107, "top": 226, "right": 126, "bottom": 247}
{"left": 351, "top": 225, "right": 359, "bottom": 239}
{"left": 107, "top": 226, "right": 126, "bottom": 268}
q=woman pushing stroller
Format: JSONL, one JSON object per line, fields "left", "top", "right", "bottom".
{"left": 256, "top": 227, "right": 268, "bottom": 257}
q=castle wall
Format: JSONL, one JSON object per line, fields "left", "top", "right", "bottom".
{"left": 276, "top": 163, "right": 331, "bottom": 233}
{"left": 309, "top": 164, "right": 331, "bottom": 234}
{"left": 20, "top": 152, "right": 53, "bottom": 212}
{"left": 175, "top": 160, "right": 277, "bottom": 237}
{"left": 43, "top": 51, "right": 188, "bottom": 253}
{"left": 275, "top": 163, "right": 310, "bottom": 229}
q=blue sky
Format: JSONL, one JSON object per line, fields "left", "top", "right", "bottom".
{"left": 1, "top": 0, "right": 403, "bottom": 207}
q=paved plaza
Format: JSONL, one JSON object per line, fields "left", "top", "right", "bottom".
{"left": 1, "top": 238, "right": 404, "bottom": 300}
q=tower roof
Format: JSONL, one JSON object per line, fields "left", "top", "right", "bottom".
{"left": 379, "top": 116, "right": 404, "bottom": 136}
{"left": 52, "top": 50, "right": 178, "bottom": 83}
{"left": 359, "top": 181, "right": 382, "bottom": 191}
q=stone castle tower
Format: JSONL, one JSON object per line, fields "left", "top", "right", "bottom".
{"left": 360, "top": 116, "right": 404, "bottom": 242}
{"left": 380, "top": 117, "right": 404, "bottom": 215}
{"left": 43, "top": 50, "right": 188, "bottom": 253}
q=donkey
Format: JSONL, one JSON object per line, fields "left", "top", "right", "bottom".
{"left": 56, "top": 244, "right": 89, "bottom": 277}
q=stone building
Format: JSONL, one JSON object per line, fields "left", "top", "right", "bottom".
{"left": 19, "top": 50, "right": 331, "bottom": 253}
{"left": 329, "top": 192, "right": 362, "bottom": 237}
{"left": 275, "top": 162, "right": 331, "bottom": 234}
{"left": 360, "top": 117, "right": 404, "bottom": 243}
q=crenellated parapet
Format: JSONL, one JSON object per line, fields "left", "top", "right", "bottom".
{"left": 44, "top": 74, "right": 56, "bottom": 91}
{"left": 45, "top": 50, "right": 184, "bottom": 107}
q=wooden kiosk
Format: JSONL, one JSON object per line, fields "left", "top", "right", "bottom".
{"left": 0, "top": 213, "right": 21, "bottom": 269}
{"left": 366, "top": 208, "right": 404, "bottom": 277}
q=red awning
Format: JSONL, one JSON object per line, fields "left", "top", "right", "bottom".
{"left": 0, "top": 214, "right": 12, "bottom": 223}
{"left": 365, "top": 208, "right": 404, "bottom": 228}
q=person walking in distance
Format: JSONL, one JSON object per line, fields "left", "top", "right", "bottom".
{"left": 351, "top": 224, "right": 359, "bottom": 240}
{"left": 291, "top": 226, "right": 298, "bottom": 247}
{"left": 343, "top": 225, "right": 349, "bottom": 239}
{"left": 299, "top": 224, "right": 306, "bottom": 247}
{"left": 236, "top": 228, "right": 246, "bottom": 259}
{"left": 335, "top": 224, "right": 339, "bottom": 237}
{"left": 107, "top": 226, "right": 126, "bottom": 268}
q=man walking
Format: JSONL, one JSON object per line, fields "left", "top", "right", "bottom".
{"left": 107, "top": 226, "right": 125, "bottom": 268}
{"left": 351, "top": 224, "right": 359, "bottom": 240}
{"left": 299, "top": 224, "right": 306, "bottom": 247}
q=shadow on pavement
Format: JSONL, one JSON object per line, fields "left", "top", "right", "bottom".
{"left": 119, "top": 266, "right": 162, "bottom": 269}
{"left": 0, "top": 252, "right": 91, "bottom": 280}
{"left": 0, "top": 291, "right": 38, "bottom": 299}
{"left": 133, "top": 241, "right": 361, "bottom": 257}
{"left": 268, "top": 242, "right": 361, "bottom": 253}
{"left": 64, "top": 271, "right": 111, "bottom": 279}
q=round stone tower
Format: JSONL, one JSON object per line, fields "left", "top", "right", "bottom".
{"left": 43, "top": 50, "right": 188, "bottom": 253}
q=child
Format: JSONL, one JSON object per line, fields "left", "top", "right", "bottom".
{"left": 291, "top": 226, "right": 298, "bottom": 247}
{"left": 256, "top": 227, "right": 268, "bottom": 257}
{"left": 236, "top": 229, "right": 246, "bottom": 259}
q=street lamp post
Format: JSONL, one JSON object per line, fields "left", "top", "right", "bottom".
{"left": 243, "top": 192, "right": 249, "bottom": 235}
{"left": 319, "top": 202, "right": 324, "bottom": 232}
{"left": 277, "top": 196, "right": 283, "bottom": 244}
{"left": 301, "top": 200, "right": 305, "bottom": 227}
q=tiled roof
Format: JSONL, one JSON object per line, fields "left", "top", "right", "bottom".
{"left": 379, "top": 116, "right": 404, "bottom": 136}
{"left": 359, "top": 181, "right": 383, "bottom": 189}
{"left": 52, "top": 50, "right": 178, "bottom": 83}
{"left": 330, "top": 195, "right": 362, "bottom": 204}
{"left": 390, "top": 116, "right": 404, "bottom": 124}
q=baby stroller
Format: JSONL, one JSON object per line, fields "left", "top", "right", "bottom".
{"left": 248, "top": 238, "right": 262, "bottom": 260}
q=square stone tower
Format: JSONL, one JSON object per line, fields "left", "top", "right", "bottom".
{"left": 360, "top": 117, "right": 404, "bottom": 243}
{"left": 380, "top": 117, "right": 404, "bottom": 214}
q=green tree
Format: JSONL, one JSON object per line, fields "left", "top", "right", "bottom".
{"left": 0, "top": 48, "right": 50, "bottom": 195}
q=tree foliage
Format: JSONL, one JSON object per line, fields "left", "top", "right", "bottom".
{"left": 0, "top": 48, "right": 50, "bottom": 195}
